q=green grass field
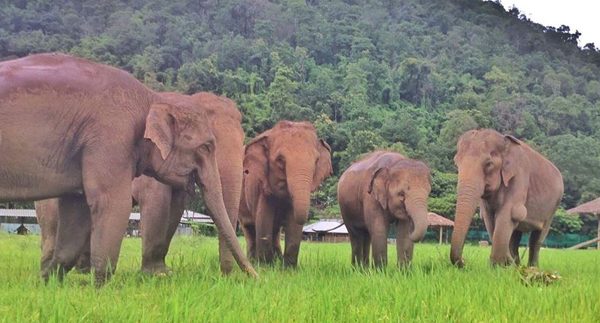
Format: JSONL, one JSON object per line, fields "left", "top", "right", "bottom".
{"left": 1, "top": 232, "right": 599, "bottom": 322}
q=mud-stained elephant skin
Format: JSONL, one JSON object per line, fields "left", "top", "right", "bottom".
{"left": 337, "top": 151, "right": 431, "bottom": 268}
{"left": 34, "top": 91, "right": 249, "bottom": 277}
{"left": 238, "top": 121, "right": 333, "bottom": 267}
{"left": 0, "top": 53, "right": 255, "bottom": 285}
{"left": 450, "top": 129, "right": 564, "bottom": 268}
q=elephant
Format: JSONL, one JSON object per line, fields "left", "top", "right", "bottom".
{"left": 0, "top": 53, "right": 256, "bottom": 285}
{"left": 337, "top": 151, "right": 431, "bottom": 268}
{"left": 238, "top": 121, "right": 332, "bottom": 267}
{"left": 450, "top": 129, "right": 564, "bottom": 268}
{"left": 35, "top": 92, "right": 245, "bottom": 275}
{"left": 35, "top": 92, "right": 244, "bottom": 274}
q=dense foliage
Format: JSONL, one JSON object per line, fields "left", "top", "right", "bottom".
{"left": 2, "top": 0, "right": 600, "bottom": 233}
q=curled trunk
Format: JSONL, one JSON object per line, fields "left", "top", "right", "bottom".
{"left": 450, "top": 178, "right": 483, "bottom": 267}
{"left": 405, "top": 195, "right": 429, "bottom": 242}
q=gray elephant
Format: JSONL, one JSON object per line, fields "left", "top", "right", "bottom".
{"left": 450, "top": 129, "right": 564, "bottom": 267}
{"left": 0, "top": 53, "right": 256, "bottom": 285}
{"left": 338, "top": 151, "right": 431, "bottom": 268}
{"left": 239, "top": 121, "right": 333, "bottom": 267}
{"left": 35, "top": 92, "right": 245, "bottom": 275}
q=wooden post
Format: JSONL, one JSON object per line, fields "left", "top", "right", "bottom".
{"left": 439, "top": 227, "right": 443, "bottom": 244}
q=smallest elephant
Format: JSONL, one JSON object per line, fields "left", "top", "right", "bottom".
{"left": 338, "top": 151, "right": 431, "bottom": 268}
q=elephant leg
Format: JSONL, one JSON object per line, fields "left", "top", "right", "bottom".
{"left": 362, "top": 234, "right": 371, "bottom": 266}
{"left": 490, "top": 209, "right": 517, "bottom": 266}
{"left": 42, "top": 194, "right": 91, "bottom": 282}
{"left": 35, "top": 199, "right": 59, "bottom": 273}
{"left": 139, "top": 181, "right": 174, "bottom": 274}
{"left": 509, "top": 230, "right": 523, "bottom": 266}
{"left": 238, "top": 198, "right": 257, "bottom": 260}
{"left": 272, "top": 212, "right": 285, "bottom": 260}
{"left": 282, "top": 221, "right": 303, "bottom": 268}
{"left": 255, "top": 197, "right": 276, "bottom": 264}
{"left": 528, "top": 225, "right": 550, "bottom": 267}
{"left": 481, "top": 203, "right": 494, "bottom": 242}
{"left": 241, "top": 223, "right": 257, "bottom": 260}
{"left": 396, "top": 219, "right": 414, "bottom": 267}
{"left": 347, "top": 226, "right": 367, "bottom": 267}
{"left": 74, "top": 236, "right": 91, "bottom": 273}
{"left": 368, "top": 215, "right": 389, "bottom": 269}
{"left": 82, "top": 153, "right": 135, "bottom": 286}
{"left": 272, "top": 227, "right": 283, "bottom": 261}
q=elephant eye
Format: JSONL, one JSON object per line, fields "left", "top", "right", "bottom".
{"left": 484, "top": 160, "right": 494, "bottom": 171}
{"left": 275, "top": 156, "right": 285, "bottom": 169}
{"left": 201, "top": 142, "right": 213, "bottom": 153}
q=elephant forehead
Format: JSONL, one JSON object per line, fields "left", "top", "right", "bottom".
{"left": 272, "top": 133, "right": 318, "bottom": 149}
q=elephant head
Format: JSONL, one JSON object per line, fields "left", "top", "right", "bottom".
{"left": 368, "top": 161, "right": 431, "bottom": 242}
{"left": 140, "top": 96, "right": 257, "bottom": 277}
{"left": 244, "top": 121, "right": 332, "bottom": 225}
{"left": 450, "top": 129, "right": 524, "bottom": 267}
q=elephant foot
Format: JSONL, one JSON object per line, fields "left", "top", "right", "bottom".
{"left": 282, "top": 258, "right": 298, "bottom": 269}
{"left": 142, "top": 262, "right": 172, "bottom": 276}
{"left": 75, "top": 253, "right": 91, "bottom": 274}
{"left": 490, "top": 255, "right": 515, "bottom": 267}
{"left": 451, "top": 257, "right": 465, "bottom": 268}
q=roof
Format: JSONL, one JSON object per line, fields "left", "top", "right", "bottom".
{"left": 427, "top": 212, "right": 454, "bottom": 227}
{"left": 0, "top": 209, "right": 37, "bottom": 218}
{"left": 180, "top": 210, "right": 213, "bottom": 224}
{"left": 567, "top": 197, "right": 600, "bottom": 214}
{"left": 0, "top": 208, "right": 213, "bottom": 223}
{"left": 303, "top": 219, "right": 344, "bottom": 233}
{"left": 303, "top": 214, "right": 454, "bottom": 235}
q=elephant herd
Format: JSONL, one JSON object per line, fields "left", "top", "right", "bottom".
{"left": 0, "top": 53, "right": 564, "bottom": 287}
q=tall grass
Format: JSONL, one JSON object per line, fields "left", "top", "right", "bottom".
{"left": 1, "top": 233, "right": 599, "bottom": 322}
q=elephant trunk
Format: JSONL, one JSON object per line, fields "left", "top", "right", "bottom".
{"left": 196, "top": 154, "right": 258, "bottom": 278}
{"left": 287, "top": 163, "right": 315, "bottom": 225}
{"left": 405, "top": 194, "right": 429, "bottom": 242}
{"left": 450, "top": 174, "right": 484, "bottom": 268}
{"left": 215, "top": 139, "right": 244, "bottom": 275}
{"left": 217, "top": 154, "right": 243, "bottom": 229}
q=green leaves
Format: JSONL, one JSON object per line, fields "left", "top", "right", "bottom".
{"left": 3, "top": 0, "right": 600, "bottom": 232}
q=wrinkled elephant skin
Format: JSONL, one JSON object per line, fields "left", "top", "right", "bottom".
{"left": 450, "top": 129, "right": 563, "bottom": 268}
{"left": 0, "top": 53, "right": 255, "bottom": 285}
{"left": 338, "top": 151, "right": 431, "bottom": 268}
{"left": 238, "top": 121, "right": 332, "bottom": 267}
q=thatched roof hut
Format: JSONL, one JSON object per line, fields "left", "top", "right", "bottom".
{"left": 567, "top": 198, "right": 600, "bottom": 250}
{"left": 427, "top": 212, "right": 454, "bottom": 244}
{"left": 567, "top": 198, "right": 600, "bottom": 214}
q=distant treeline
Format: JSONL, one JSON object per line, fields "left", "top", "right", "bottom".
{"left": 2, "top": 0, "right": 600, "bottom": 235}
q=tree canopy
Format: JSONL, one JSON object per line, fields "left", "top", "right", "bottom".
{"left": 2, "top": 0, "right": 599, "bottom": 234}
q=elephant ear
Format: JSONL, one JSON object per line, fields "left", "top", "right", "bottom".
{"left": 243, "top": 134, "right": 270, "bottom": 211}
{"left": 311, "top": 139, "right": 333, "bottom": 192}
{"left": 501, "top": 135, "right": 522, "bottom": 187}
{"left": 144, "top": 103, "right": 175, "bottom": 160}
{"left": 368, "top": 167, "right": 389, "bottom": 210}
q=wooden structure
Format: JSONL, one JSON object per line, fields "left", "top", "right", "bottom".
{"left": 303, "top": 220, "right": 349, "bottom": 243}
{"left": 427, "top": 212, "right": 454, "bottom": 244}
{"left": 303, "top": 214, "right": 455, "bottom": 244}
{"left": 567, "top": 198, "right": 600, "bottom": 250}
{"left": 0, "top": 208, "right": 212, "bottom": 237}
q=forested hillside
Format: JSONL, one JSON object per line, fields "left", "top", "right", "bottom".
{"left": 2, "top": 0, "right": 600, "bottom": 234}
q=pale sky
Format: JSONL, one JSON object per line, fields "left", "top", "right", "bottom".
{"left": 501, "top": 0, "right": 600, "bottom": 47}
